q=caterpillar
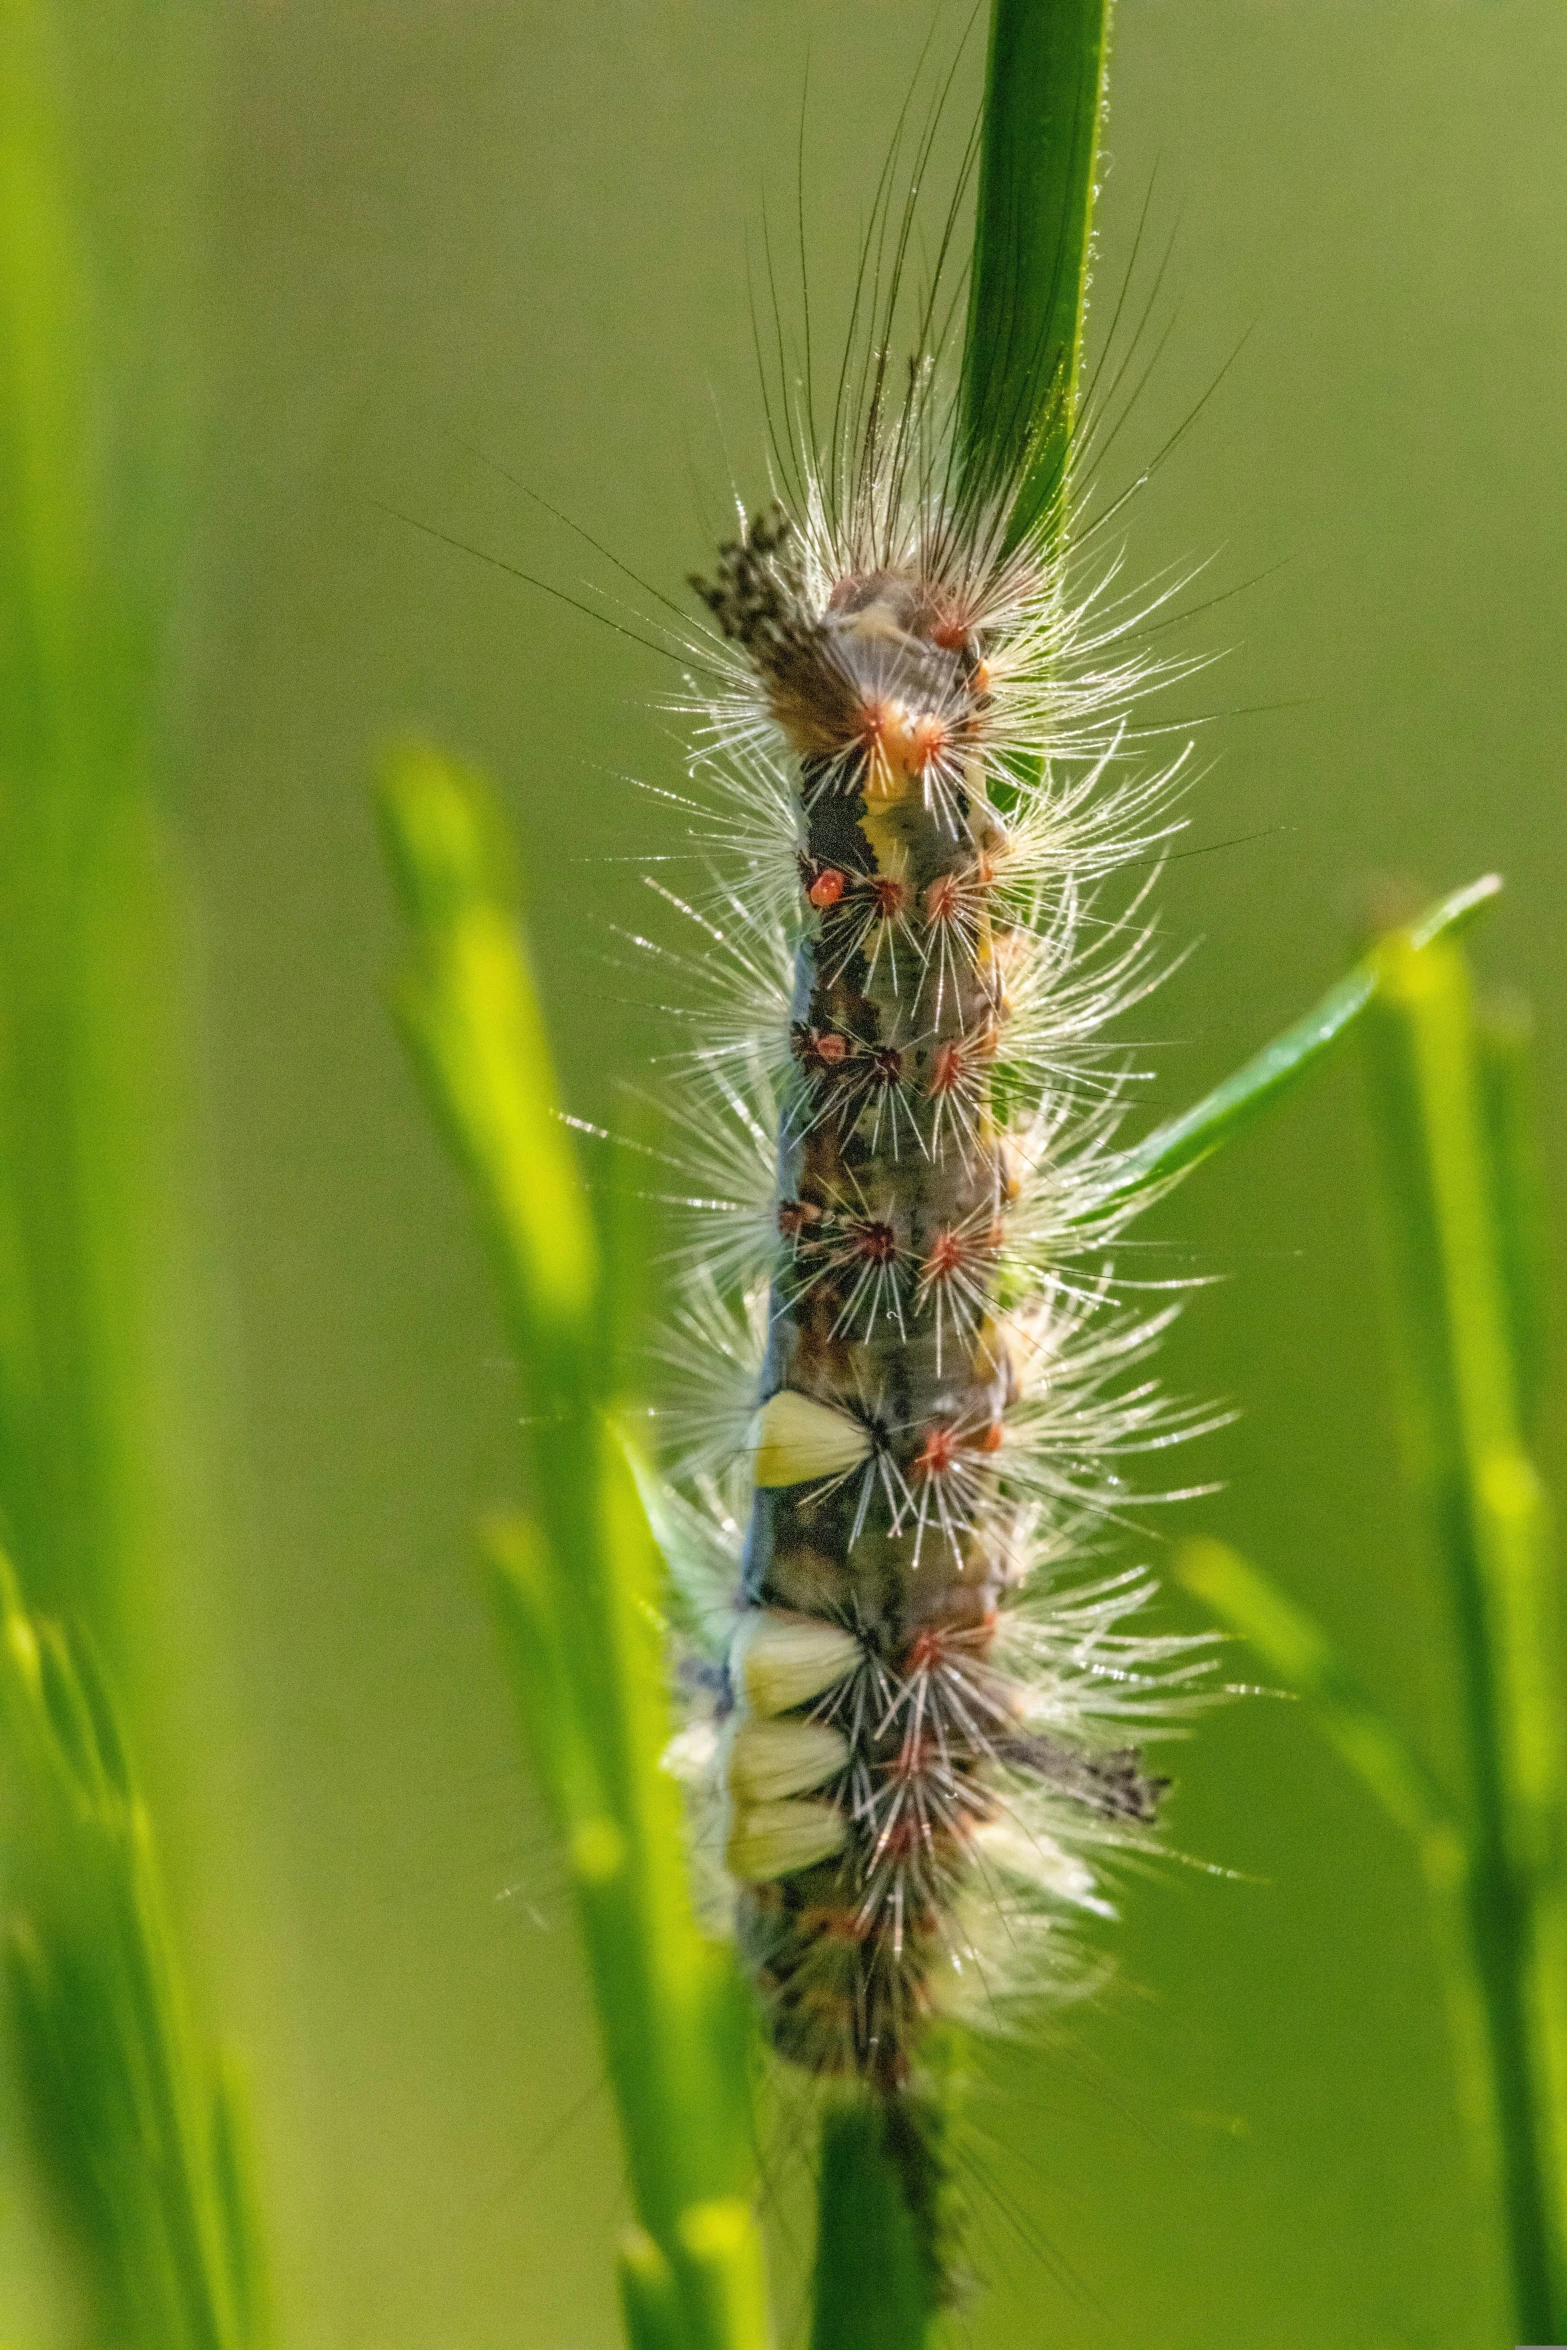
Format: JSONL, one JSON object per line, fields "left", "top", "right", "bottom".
{"left": 629, "top": 78, "right": 1219, "bottom": 2250}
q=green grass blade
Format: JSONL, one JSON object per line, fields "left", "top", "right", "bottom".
{"left": 0, "top": 0, "right": 204, "bottom": 1675}
{"left": 808, "top": 2101, "right": 934, "bottom": 2350}
{"left": 377, "top": 740, "right": 597, "bottom": 1366}
{"left": 618, "top": 2230, "right": 688, "bottom": 2350}
{"left": 1361, "top": 925, "right": 1565, "bottom": 2339}
{"left": 1176, "top": 1539, "right": 1463, "bottom": 1866}
{"left": 958, "top": 0, "right": 1110, "bottom": 545}
{"left": 1091, "top": 873, "right": 1501, "bottom": 1220}
{"left": 1174, "top": 1540, "right": 1506, "bottom": 2255}
{"left": 0, "top": 1560, "right": 266, "bottom": 2350}
{"left": 1475, "top": 989, "right": 1552, "bottom": 1445}
{"left": 379, "top": 743, "right": 768, "bottom": 2350}
{"left": 208, "top": 2057, "right": 271, "bottom": 2350}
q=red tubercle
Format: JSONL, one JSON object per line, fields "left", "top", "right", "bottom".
{"left": 923, "top": 587, "right": 983, "bottom": 656}
{"left": 793, "top": 1025, "right": 849, "bottom": 1071}
{"left": 853, "top": 697, "right": 898, "bottom": 757}
{"left": 869, "top": 874, "right": 908, "bottom": 918}
{"left": 903, "top": 1626, "right": 945, "bottom": 1674}
{"left": 901, "top": 1607, "right": 1000, "bottom": 1679}
{"left": 923, "top": 872, "right": 961, "bottom": 925}
{"left": 922, "top": 1228, "right": 965, "bottom": 1282}
{"left": 928, "top": 1039, "right": 967, "bottom": 1096}
{"left": 908, "top": 714, "right": 948, "bottom": 772}
{"left": 913, "top": 1425, "right": 958, "bottom": 1479}
{"left": 850, "top": 1218, "right": 897, "bottom": 1264}
{"left": 808, "top": 867, "right": 847, "bottom": 909}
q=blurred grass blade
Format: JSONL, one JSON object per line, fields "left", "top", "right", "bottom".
{"left": 0, "top": 1558, "right": 266, "bottom": 2350}
{"left": 208, "top": 2057, "right": 271, "bottom": 2350}
{"left": 377, "top": 740, "right": 597, "bottom": 1379}
{"left": 0, "top": 0, "right": 207, "bottom": 1681}
{"left": 379, "top": 743, "right": 768, "bottom": 2350}
{"left": 809, "top": 2096, "right": 944, "bottom": 2350}
{"left": 1361, "top": 923, "right": 1565, "bottom": 2340}
{"left": 1475, "top": 989, "right": 1551, "bottom": 1443}
{"left": 1176, "top": 1539, "right": 1463, "bottom": 1867}
{"left": 1175, "top": 1540, "right": 1504, "bottom": 2253}
{"left": 1092, "top": 874, "right": 1501, "bottom": 1219}
{"left": 619, "top": 2230, "right": 688, "bottom": 2350}
{"left": 958, "top": 0, "right": 1110, "bottom": 545}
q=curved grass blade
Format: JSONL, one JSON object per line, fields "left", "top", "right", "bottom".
{"left": 1175, "top": 1540, "right": 1504, "bottom": 2278}
{"left": 1092, "top": 873, "right": 1502, "bottom": 1220}
{"left": 1176, "top": 1538, "right": 1463, "bottom": 1866}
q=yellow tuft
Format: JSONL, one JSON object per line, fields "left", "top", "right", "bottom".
{"left": 726, "top": 1797, "right": 848, "bottom": 1884}
{"left": 731, "top": 1609, "right": 861, "bottom": 1717}
{"left": 749, "top": 1389, "right": 873, "bottom": 1488}
{"left": 726, "top": 1717, "right": 849, "bottom": 1804}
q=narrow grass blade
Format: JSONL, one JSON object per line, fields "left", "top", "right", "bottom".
{"left": 0, "top": 0, "right": 204, "bottom": 1674}
{"left": 1475, "top": 989, "right": 1552, "bottom": 1445}
{"left": 0, "top": 1559, "right": 266, "bottom": 2350}
{"left": 1175, "top": 1540, "right": 1505, "bottom": 2259}
{"left": 1093, "top": 874, "right": 1502, "bottom": 1220}
{"left": 1176, "top": 1539, "right": 1463, "bottom": 1869}
{"left": 379, "top": 744, "right": 767, "bottom": 2350}
{"left": 1361, "top": 924, "right": 1565, "bottom": 2339}
{"left": 958, "top": 0, "right": 1110, "bottom": 545}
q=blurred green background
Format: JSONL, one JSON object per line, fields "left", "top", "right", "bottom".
{"left": 4, "top": 2, "right": 1565, "bottom": 2345}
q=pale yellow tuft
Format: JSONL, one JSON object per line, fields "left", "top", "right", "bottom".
{"left": 726, "top": 1717, "right": 849, "bottom": 1805}
{"left": 749, "top": 1388, "right": 872, "bottom": 1488}
{"left": 726, "top": 1796, "right": 848, "bottom": 1884}
{"left": 730, "top": 1609, "right": 860, "bottom": 1717}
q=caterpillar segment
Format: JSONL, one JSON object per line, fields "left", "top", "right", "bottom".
{"left": 688, "top": 508, "right": 1178, "bottom": 2097}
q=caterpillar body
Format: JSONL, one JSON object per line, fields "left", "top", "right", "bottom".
{"left": 639, "top": 140, "right": 1216, "bottom": 2193}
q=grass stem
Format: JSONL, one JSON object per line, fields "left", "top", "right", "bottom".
{"left": 379, "top": 744, "right": 768, "bottom": 2350}
{"left": 1362, "top": 925, "right": 1564, "bottom": 2338}
{"left": 959, "top": 0, "right": 1110, "bottom": 544}
{"left": 0, "top": 1558, "right": 266, "bottom": 2350}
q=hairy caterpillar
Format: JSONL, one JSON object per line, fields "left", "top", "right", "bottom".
{"left": 616, "top": 63, "right": 1221, "bottom": 2246}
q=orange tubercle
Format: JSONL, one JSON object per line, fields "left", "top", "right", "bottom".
{"left": 908, "top": 714, "right": 948, "bottom": 772}
{"left": 928, "top": 1040, "right": 966, "bottom": 1095}
{"left": 923, "top": 1228, "right": 965, "bottom": 1281}
{"left": 914, "top": 1425, "right": 957, "bottom": 1478}
{"left": 923, "top": 873, "right": 961, "bottom": 924}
